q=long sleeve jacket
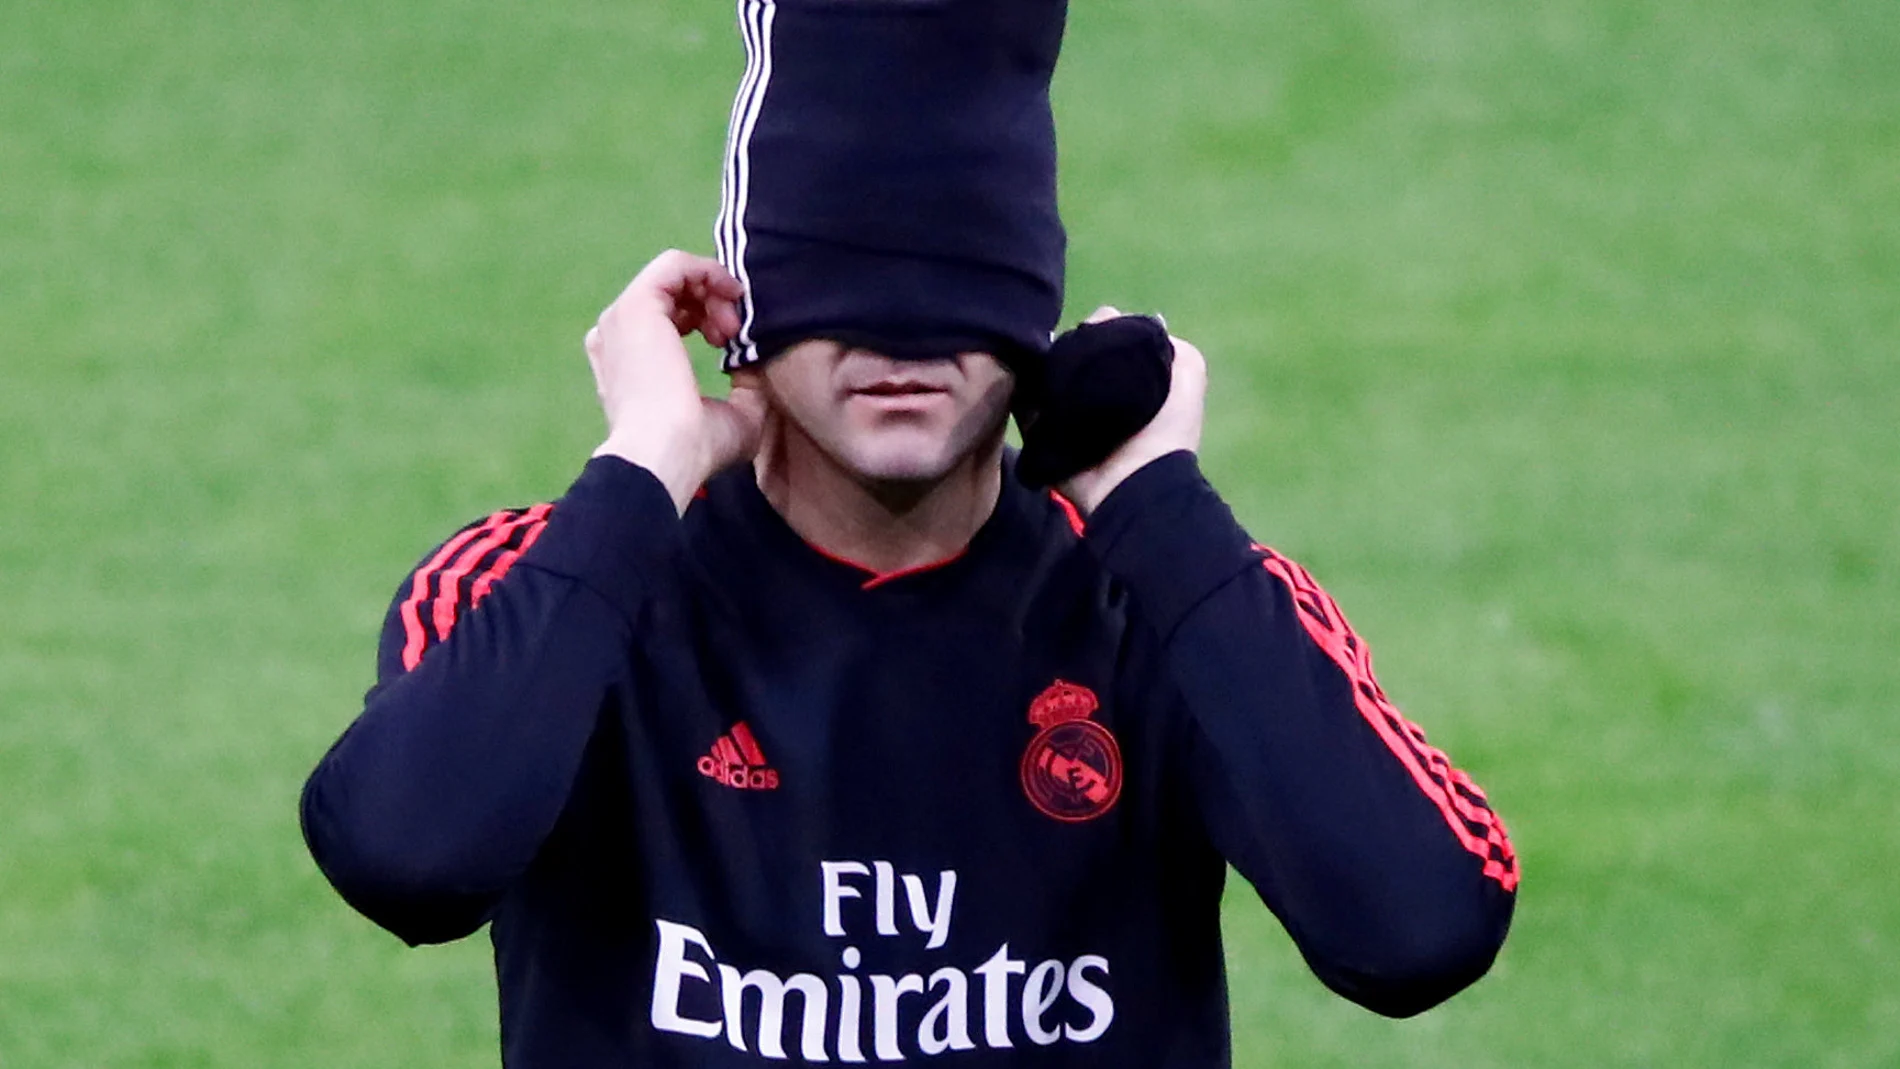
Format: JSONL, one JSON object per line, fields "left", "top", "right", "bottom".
{"left": 302, "top": 452, "right": 1517, "bottom": 1067}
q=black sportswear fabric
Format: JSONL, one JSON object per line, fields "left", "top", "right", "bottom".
{"left": 1014, "top": 315, "right": 1176, "bottom": 489}
{"left": 717, "top": 0, "right": 1067, "bottom": 369}
{"left": 302, "top": 454, "right": 1517, "bottom": 1067}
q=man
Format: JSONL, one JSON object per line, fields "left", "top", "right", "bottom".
{"left": 301, "top": 1, "right": 1516, "bottom": 1065}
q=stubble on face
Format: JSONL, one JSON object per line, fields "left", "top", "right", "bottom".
{"left": 758, "top": 340, "right": 1016, "bottom": 490}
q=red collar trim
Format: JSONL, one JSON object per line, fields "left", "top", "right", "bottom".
{"left": 1049, "top": 490, "right": 1086, "bottom": 536}
{"left": 801, "top": 540, "right": 971, "bottom": 590}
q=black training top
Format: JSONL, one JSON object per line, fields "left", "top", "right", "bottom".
{"left": 301, "top": 452, "right": 1518, "bottom": 1067}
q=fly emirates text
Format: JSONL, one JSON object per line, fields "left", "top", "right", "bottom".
{"left": 651, "top": 860, "right": 1115, "bottom": 1061}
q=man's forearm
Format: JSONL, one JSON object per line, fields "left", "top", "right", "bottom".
{"left": 1088, "top": 453, "right": 1517, "bottom": 1016}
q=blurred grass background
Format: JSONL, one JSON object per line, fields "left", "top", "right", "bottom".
{"left": 1, "top": 0, "right": 1895, "bottom": 1064}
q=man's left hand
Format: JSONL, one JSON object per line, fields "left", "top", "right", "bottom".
{"left": 1057, "top": 306, "right": 1208, "bottom": 516}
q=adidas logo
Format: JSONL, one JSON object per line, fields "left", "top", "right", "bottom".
{"left": 696, "top": 722, "right": 781, "bottom": 791}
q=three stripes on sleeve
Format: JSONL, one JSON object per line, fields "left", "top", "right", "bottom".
{"left": 1254, "top": 544, "right": 1520, "bottom": 893}
{"left": 397, "top": 504, "right": 554, "bottom": 672}
{"left": 382, "top": 500, "right": 1518, "bottom": 894}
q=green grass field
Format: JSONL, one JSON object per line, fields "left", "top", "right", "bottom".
{"left": 2, "top": 0, "right": 1895, "bottom": 1064}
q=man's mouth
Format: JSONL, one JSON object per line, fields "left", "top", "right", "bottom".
{"left": 853, "top": 381, "right": 949, "bottom": 397}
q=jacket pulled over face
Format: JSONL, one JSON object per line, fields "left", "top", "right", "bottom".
{"left": 713, "top": 0, "right": 1069, "bottom": 372}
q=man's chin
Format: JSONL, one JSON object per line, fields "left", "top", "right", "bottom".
{"left": 814, "top": 414, "right": 1009, "bottom": 490}
{"left": 833, "top": 429, "right": 972, "bottom": 485}
{"left": 845, "top": 449, "right": 958, "bottom": 486}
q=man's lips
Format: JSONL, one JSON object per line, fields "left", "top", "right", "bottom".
{"left": 850, "top": 380, "right": 951, "bottom": 397}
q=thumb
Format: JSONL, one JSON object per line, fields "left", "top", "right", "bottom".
{"left": 699, "top": 389, "right": 765, "bottom": 473}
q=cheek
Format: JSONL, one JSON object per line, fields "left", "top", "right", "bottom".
{"left": 954, "top": 372, "right": 1016, "bottom": 435}
{"left": 763, "top": 372, "right": 844, "bottom": 434}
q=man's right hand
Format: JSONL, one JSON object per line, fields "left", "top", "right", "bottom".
{"left": 589, "top": 251, "right": 765, "bottom": 514}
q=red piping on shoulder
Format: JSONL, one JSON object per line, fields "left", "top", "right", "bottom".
{"left": 431, "top": 505, "right": 553, "bottom": 641}
{"left": 398, "top": 505, "right": 554, "bottom": 672}
{"left": 399, "top": 512, "right": 510, "bottom": 671}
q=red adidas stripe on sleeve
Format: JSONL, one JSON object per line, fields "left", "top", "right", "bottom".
{"left": 430, "top": 504, "right": 555, "bottom": 641}
{"left": 398, "top": 505, "right": 555, "bottom": 672}
{"left": 469, "top": 508, "right": 552, "bottom": 606}
{"left": 1254, "top": 544, "right": 1520, "bottom": 893}
{"left": 399, "top": 512, "right": 511, "bottom": 671}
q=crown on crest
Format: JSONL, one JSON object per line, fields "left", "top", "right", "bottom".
{"left": 1028, "top": 680, "right": 1100, "bottom": 729}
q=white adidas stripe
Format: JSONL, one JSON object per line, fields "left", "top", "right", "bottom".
{"left": 715, "top": 0, "right": 765, "bottom": 280}
{"left": 712, "top": 26, "right": 749, "bottom": 274}
{"left": 731, "top": 0, "right": 778, "bottom": 364}
{"left": 716, "top": 0, "right": 778, "bottom": 370}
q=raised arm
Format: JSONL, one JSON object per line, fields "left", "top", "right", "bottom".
{"left": 300, "top": 462, "right": 680, "bottom": 945}
{"left": 1061, "top": 321, "right": 1517, "bottom": 1017}
{"left": 301, "top": 251, "right": 763, "bottom": 946}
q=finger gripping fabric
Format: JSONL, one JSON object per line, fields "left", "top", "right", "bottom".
{"left": 1015, "top": 315, "right": 1175, "bottom": 490}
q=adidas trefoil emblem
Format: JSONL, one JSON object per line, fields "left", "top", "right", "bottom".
{"left": 697, "top": 721, "right": 781, "bottom": 791}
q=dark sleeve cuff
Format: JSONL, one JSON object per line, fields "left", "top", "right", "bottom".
{"left": 1082, "top": 451, "right": 1264, "bottom": 640}
{"left": 518, "top": 456, "right": 683, "bottom": 619}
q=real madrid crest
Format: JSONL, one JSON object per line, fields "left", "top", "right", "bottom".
{"left": 1020, "top": 680, "right": 1122, "bottom": 823}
